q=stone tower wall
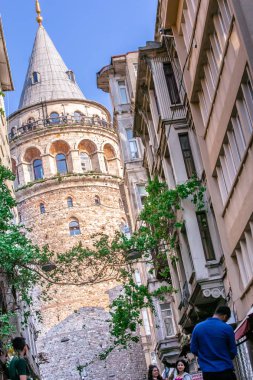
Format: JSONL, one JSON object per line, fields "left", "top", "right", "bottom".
{"left": 9, "top": 100, "right": 147, "bottom": 380}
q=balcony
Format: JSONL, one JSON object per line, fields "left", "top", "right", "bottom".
{"left": 155, "top": 0, "right": 180, "bottom": 38}
{"left": 9, "top": 115, "right": 117, "bottom": 141}
{"left": 178, "top": 279, "right": 225, "bottom": 333}
{"left": 156, "top": 335, "right": 181, "bottom": 365}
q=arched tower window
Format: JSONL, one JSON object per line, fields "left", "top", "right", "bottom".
{"left": 67, "top": 197, "right": 73, "bottom": 208}
{"left": 103, "top": 143, "right": 118, "bottom": 176}
{"left": 78, "top": 140, "right": 99, "bottom": 172}
{"left": 74, "top": 111, "right": 82, "bottom": 123}
{"left": 33, "top": 159, "right": 44, "bottom": 180}
{"left": 56, "top": 153, "right": 68, "bottom": 174}
{"left": 40, "top": 203, "right": 45, "bottom": 214}
{"left": 69, "top": 218, "right": 81, "bottom": 236}
{"left": 50, "top": 112, "right": 60, "bottom": 124}
{"left": 95, "top": 195, "right": 100, "bottom": 205}
{"left": 32, "top": 72, "right": 40, "bottom": 84}
{"left": 80, "top": 152, "right": 91, "bottom": 172}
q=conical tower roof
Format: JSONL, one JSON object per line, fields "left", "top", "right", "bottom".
{"left": 19, "top": 26, "right": 85, "bottom": 109}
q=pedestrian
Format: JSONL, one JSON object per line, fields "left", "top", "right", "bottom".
{"left": 148, "top": 365, "right": 163, "bottom": 380}
{"left": 8, "top": 337, "right": 31, "bottom": 380}
{"left": 190, "top": 305, "right": 237, "bottom": 380}
{"left": 169, "top": 359, "right": 191, "bottom": 380}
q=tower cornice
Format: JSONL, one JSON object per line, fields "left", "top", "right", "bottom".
{"left": 9, "top": 98, "right": 111, "bottom": 121}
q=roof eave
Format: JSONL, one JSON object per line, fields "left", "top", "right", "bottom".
{"left": 0, "top": 18, "right": 14, "bottom": 91}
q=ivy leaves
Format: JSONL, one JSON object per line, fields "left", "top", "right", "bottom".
{"left": 94, "top": 176, "right": 205, "bottom": 360}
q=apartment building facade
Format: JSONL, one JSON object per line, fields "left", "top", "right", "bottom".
{"left": 155, "top": 0, "right": 253, "bottom": 377}
{"left": 97, "top": 53, "right": 182, "bottom": 369}
{"left": 133, "top": 37, "right": 229, "bottom": 371}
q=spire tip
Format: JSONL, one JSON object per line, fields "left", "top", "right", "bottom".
{"left": 36, "top": 0, "right": 43, "bottom": 26}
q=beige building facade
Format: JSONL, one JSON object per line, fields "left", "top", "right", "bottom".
{"left": 97, "top": 52, "right": 148, "bottom": 229}
{"left": 155, "top": 0, "right": 253, "bottom": 376}
{"left": 133, "top": 38, "right": 227, "bottom": 374}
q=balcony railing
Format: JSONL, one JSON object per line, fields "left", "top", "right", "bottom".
{"left": 9, "top": 115, "right": 116, "bottom": 140}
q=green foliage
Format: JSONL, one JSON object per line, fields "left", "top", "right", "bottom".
{"left": 0, "top": 164, "right": 204, "bottom": 363}
{"left": 80, "top": 175, "right": 205, "bottom": 363}
{"left": 0, "top": 91, "right": 5, "bottom": 117}
{"left": 108, "top": 278, "right": 174, "bottom": 348}
{"left": 137, "top": 175, "right": 204, "bottom": 249}
{"left": 0, "top": 165, "right": 53, "bottom": 312}
{"left": 0, "top": 312, "right": 16, "bottom": 346}
{"left": 0, "top": 164, "right": 126, "bottom": 347}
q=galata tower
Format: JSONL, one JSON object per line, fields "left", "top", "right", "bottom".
{"left": 8, "top": 2, "right": 147, "bottom": 379}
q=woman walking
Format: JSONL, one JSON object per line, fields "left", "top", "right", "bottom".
{"left": 170, "top": 359, "right": 191, "bottom": 380}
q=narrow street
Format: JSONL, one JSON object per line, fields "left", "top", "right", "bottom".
{"left": 0, "top": 1, "right": 253, "bottom": 379}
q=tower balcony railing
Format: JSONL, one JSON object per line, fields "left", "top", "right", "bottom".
{"left": 9, "top": 115, "right": 117, "bottom": 140}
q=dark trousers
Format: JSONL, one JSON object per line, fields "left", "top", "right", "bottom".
{"left": 203, "top": 370, "right": 237, "bottom": 380}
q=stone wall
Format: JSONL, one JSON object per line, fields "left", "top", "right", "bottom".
{"left": 16, "top": 174, "right": 128, "bottom": 334}
{"left": 38, "top": 305, "right": 147, "bottom": 380}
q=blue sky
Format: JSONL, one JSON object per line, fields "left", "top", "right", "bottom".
{"left": 1, "top": 0, "right": 157, "bottom": 115}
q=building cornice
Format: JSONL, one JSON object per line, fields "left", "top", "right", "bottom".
{"left": 0, "top": 18, "right": 14, "bottom": 91}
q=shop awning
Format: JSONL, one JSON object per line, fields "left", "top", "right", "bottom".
{"left": 235, "top": 306, "right": 253, "bottom": 341}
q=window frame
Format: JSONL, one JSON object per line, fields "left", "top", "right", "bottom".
{"left": 126, "top": 128, "right": 139, "bottom": 160}
{"left": 50, "top": 112, "right": 60, "bottom": 125}
{"left": 160, "top": 303, "right": 175, "bottom": 338}
{"left": 80, "top": 152, "right": 91, "bottom": 172}
{"left": 33, "top": 159, "right": 44, "bottom": 180}
{"left": 66, "top": 70, "right": 75, "bottom": 82}
{"left": 74, "top": 111, "right": 82, "bottom": 123}
{"left": 163, "top": 62, "right": 181, "bottom": 105}
{"left": 56, "top": 153, "right": 68, "bottom": 174}
{"left": 69, "top": 219, "right": 81, "bottom": 236}
{"left": 117, "top": 80, "right": 129, "bottom": 105}
{"left": 40, "top": 203, "right": 45, "bottom": 214}
{"left": 196, "top": 211, "right": 216, "bottom": 261}
{"left": 67, "top": 197, "right": 73, "bottom": 208}
{"left": 32, "top": 71, "right": 40, "bottom": 84}
{"left": 136, "top": 184, "right": 147, "bottom": 208}
{"left": 178, "top": 133, "right": 196, "bottom": 178}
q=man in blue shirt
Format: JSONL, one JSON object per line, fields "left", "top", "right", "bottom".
{"left": 190, "top": 306, "right": 237, "bottom": 380}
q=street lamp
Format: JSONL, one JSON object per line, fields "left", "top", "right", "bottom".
{"left": 126, "top": 248, "right": 142, "bottom": 261}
